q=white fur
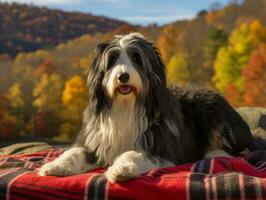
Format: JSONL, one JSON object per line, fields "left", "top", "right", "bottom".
{"left": 104, "top": 150, "right": 174, "bottom": 183}
{"left": 165, "top": 119, "right": 180, "bottom": 137}
{"left": 84, "top": 98, "right": 148, "bottom": 166}
{"left": 117, "top": 32, "right": 145, "bottom": 48}
{"left": 39, "top": 147, "right": 96, "bottom": 176}
{"left": 106, "top": 45, "right": 143, "bottom": 97}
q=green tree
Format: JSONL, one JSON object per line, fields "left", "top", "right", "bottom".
{"left": 205, "top": 27, "right": 227, "bottom": 60}
{"left": 203, "top": 27, "right": 227, "bottom": 86}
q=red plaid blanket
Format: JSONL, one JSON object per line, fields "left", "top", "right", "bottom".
{"left": 0, "top": 148, "right": 265, "bottom": 200}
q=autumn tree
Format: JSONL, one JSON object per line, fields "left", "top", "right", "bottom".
{"left": 167, "top": 53, "right": 189, "bottom": 85}
{"left": 62, "top": 75, "right": 88, "bottom": 115}
{"left": 157, "top": 25, "right": 181, "bottom": 63}
{"left": 58, "top": 75, "right": 88, "bottom": 141}
{"left": 33, "top": 73, "right": 64, "bottom": 112}
{"left": 243, "top": 44, "right": 266, "bottom": 107}
{"left": 7, "top": 83, "right": 27, "bottom": 136}
{"left": 32, "top": 73, "right": 64, "bottom": 137}
{"left": 0, "top": 95, "right": 17, "bottom": 141}
{"left": 8, "top": 83, "right": 25, "bottom": 110}
{"left": 35, "top": 58, "right": 55, "bottom": 76}
{"left": 213, "top": 20, "right": 266, "bottom": 105}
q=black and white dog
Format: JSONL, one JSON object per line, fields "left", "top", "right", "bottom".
{"left": 39, "top": 33, "right": 255, "bottom": 183}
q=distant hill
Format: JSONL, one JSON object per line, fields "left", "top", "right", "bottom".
{"left": 0, "top": 2, "right": 128, "bottom": 57}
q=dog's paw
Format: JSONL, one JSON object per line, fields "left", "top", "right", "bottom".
{"left": 38, "top": 161, "right": 76, "bottom": 176}
{"left": 104, "top": 164, "right": 138, "bottom": 183}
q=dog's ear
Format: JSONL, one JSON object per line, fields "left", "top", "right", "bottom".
{"left": 87, "top": 42, "right": 111, "bottom": 114}
{"left": 144, "top": 44, "right": 167, "bottom": 123}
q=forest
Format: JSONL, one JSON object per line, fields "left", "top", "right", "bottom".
{"left": 0, "top": 2, "right": 127, "bottom": 57}
{"left": 0, "top": 0, "right": 266, "bottom": 143}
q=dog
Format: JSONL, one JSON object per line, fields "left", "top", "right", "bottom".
{"left": 39, "top": 32, "right": 256, "bottom": 183}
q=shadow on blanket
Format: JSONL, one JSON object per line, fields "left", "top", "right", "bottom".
{"left": 0, "top": 144, "right": 265, "bottom": 200}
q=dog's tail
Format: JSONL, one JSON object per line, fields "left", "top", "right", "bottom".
{"left": 248, "top": 136, "right": 266, "bottom": 151}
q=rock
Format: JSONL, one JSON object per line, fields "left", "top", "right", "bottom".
{"left": 237, "top": 107, "right": 266, "bottom": 138}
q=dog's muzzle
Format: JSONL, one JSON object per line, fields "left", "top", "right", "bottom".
{"left": 116, "top": 72, "right": 133, "bottom": 95}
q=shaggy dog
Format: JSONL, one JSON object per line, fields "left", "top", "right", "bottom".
{"left": 39, "top": 33, "right": 255, "bottom": 183}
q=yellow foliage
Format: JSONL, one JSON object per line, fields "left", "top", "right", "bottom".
{"left": 62, "top": 75, "right": 88, "bottom": 108}
{"left": 8, "top": 83, "right": 25, "bottom": 108}
{"left": 79, "top": 54, "right": 94, "bottom": 75}
{"left": 213, "top": 19, "right": 266, "bottom": 93}
{"left": 60, "top": 76, "right": 88, "bottom": 137}
{"left": 167, "top": 53, "right": 189, "bottom": 85}
{"left": 33, "top": 74, "right": 64, "bottom": 112}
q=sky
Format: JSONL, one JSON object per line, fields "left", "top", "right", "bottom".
{"left": 0, "top": 0, "right": 229, "bottom": 25}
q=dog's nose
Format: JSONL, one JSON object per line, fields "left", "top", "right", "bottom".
{"left": 117, "top": 73, "right": 130, "bottom": 83}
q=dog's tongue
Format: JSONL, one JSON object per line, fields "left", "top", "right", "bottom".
{"left": 118, "top": 86, "right": 132, "bottom": 95}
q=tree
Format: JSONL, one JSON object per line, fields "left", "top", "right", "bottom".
{"left": 197, "top": 10, "right": 208, "bottom": 18}
{"left": 32, "top": 73, "right": 64, "bottom": 137}
{"left": 58, "top": 75, "right": 88, "bottom": 141}
{"left": 167, "top": 53, "right": 189, "bottom": 85}
{"left": 35, "top": 58, "right": 55, "bottom": 75}
{"left": 7, "top": 83, "right": 27, "bottom": 136}
{"left": 157, "top": 25, "right": 181, "bottom": 63}
{"left": 203, "top": 27, "right": 227, "bottom": 86}
{"left": 0, "top": 95, "right": 17, "bottom": 140}
{"left": 243, "top": 44, "right": 266, "bottom": 107}
{"left": 33, "top": 73, "right": 64, "bottom": 112}
{"left": 213, "top": 20, "right": 266, "bottom": 96}
{"left": 8, "top": 83, "right": 25, "bottom": 110}
{"left": 205, "top": 27, "right": 227, "bottom": 60}
{"left": 62, "top": 75, "right": 88, "bottom": 115}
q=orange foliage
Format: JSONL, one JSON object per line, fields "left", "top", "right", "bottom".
{"left": 243, "top": 44, "right": 266, "bottom": 107}
{"left": 112, "top": 24, "right": 136, "bottom": 35}
{"left": 205, "top": 11, "right": 220, "bottom": 25}
{"left": 224, "top": 84, "right": 243, "bottom": 108}
{"left": 157, "top": 25, "right": 180, "bottom": 62}
{"left": 35, "top": 58, "right": 55, "bottom": 75}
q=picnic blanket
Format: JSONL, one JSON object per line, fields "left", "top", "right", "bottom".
{"left": 0, "top": 147, "right": 266, "bottom": 200}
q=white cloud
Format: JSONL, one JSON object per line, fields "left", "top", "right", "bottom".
{"left": 0, "top": 0, "right": 85, "bottom": 6}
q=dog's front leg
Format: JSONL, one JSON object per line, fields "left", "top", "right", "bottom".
{"left": 105, "top": 150, "right": 174, "bottom": 183}
{"left": 38, "top": 147, "right": 97, "bottom": 176}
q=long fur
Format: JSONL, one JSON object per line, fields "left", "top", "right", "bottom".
{"left": 75, "top": 32, "right": 254, "bottom": 164}
{"left": 39, "top": 33, "right": 260, "bottom": 182}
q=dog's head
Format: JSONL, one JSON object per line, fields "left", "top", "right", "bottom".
{"left": 87, "top": 33, "right": 167, "bottom": 117}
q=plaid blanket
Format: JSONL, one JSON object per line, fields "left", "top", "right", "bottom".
{"left": 0, "top": 148, "right": 265, "bottom": 200}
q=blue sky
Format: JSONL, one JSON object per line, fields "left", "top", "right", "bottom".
{"left": 0, "top": 0, "right": 229, "bottom": 25}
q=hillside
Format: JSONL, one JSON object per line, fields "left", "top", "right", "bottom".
{"left": 0, "top": 2, "right": 128, "bottom": 57}
{"left": 1, "top": 0, "right": 266, "bottom": 142}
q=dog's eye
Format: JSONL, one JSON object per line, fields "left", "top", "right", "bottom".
{"left": 131, "top": 53, "right": 142, "bottom": 65}
{"left": 108, "top": 54, "right": 118, "bottom": 68}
